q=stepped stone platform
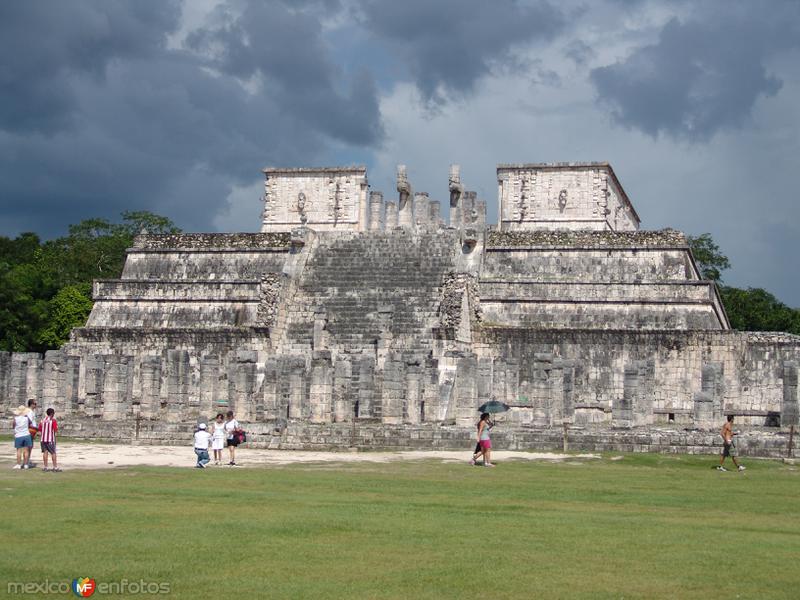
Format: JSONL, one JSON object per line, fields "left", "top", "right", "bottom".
{"left": 1, "top": 163, "right": 798, "bottom": 456}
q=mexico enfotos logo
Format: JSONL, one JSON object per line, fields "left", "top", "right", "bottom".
{"left": 6, "top": 578, "right": 170, "bottom": 596}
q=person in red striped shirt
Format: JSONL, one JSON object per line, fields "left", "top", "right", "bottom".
{"left": 39, "top": 408, "right": 60, "bottom": 472}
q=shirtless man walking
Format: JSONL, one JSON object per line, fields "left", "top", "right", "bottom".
{"left": 717, "top": 415, "right": 746, "bottom": 472}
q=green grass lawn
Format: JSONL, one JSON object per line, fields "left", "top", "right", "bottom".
{"left": 1, "top": 454, "right": 798, "bottom": 599}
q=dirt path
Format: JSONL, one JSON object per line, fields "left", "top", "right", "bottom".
{"left": 2, "top": 441, "right": 600, "bottom": 470}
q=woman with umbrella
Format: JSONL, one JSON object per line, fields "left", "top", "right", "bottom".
{"left": 469, "top": 412, "right": 494, "bottom": 467}
{"left": 469, "top": 400, "right": 509, "bottom": 467}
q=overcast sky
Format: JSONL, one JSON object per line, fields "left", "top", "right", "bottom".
{"left": 1, "top": 0, "right": 799, "bottom": 305}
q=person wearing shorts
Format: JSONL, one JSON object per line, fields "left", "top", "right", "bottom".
{"left": 224, "top": 411, "right": 240, "bottom": 466}
{"left": 12, "top": 405, "right": 33, "bottom": 469}
{"left": 718, "top": 415, "right": 745, "bottom": 472}
{"left": 39, "top": 407, "right": 60, "bottom": 472}
{"left": 469, "top": 412, "right": 495, "bottom": 467}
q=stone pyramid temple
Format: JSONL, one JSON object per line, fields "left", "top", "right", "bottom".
{"left": 2, "top": 163, "right": 799, "bottom": 454}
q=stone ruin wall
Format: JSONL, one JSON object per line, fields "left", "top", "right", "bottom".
{"left": 1, "top": 329, "right": 797, "bottom": 456}
{"left": 498, "top": 163, "right": 639, "bottom": 232}
{"left": 1, "top": 162, "right": 799, "bottom": 456}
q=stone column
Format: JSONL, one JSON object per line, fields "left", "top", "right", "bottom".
{"left": 782, "top": 361, "right": 799, "bottom": 427}
{"left": 309, "top": 350, "right": 333, "bottom": 423}
{"left": 101, "top": 355, "right": 132, "bottom": 421}
{"left": 83, "top": 355, "right": 105, "bottom": 417}
{"left": 429, "top": 201, "right": 443, "bottom": 229}
{"left": 385, "top": 202, "right": 398, "bottom": 229}
{"left": 166, "top": 349, "right": 190, "bottom": 421}
{"left": 614, "top": 364, "right": 636, "bottom": 428}
{"left": 381, "top": 352, "right": 404, "bottom": 424}
{"left": 455, "top": 354, "right": 478, "bottom": 427}
{"left": 287, "top": 357, "right": 306, "bottom": 420}
{"left": 198, "top": 355, "right": 220, "bottom": 418}
{"left": 355, "top": 355, "right": 376, "bottom": 419}
{"left": 0, "top": 352, "right": 11, "bottom": 416}
{"left": 404, "top": 360, "right": 422, "bottom": 424}
{"left": 64, "top": 356, "right": 81, "bottom": 414}
{"left": 414, "top": 192, "right": 430, "bottom": 231}
{"left": 561, "top": 360, "right": 576, "bottom": 423}
{"left": 333, "top": 357, "right": 352, "bottom": 423}
{"left": 532, "top": 354, "right": 553, "bottom": 427}
{"left": 262, "top": 358, "right": 280, "bottom": 421}
{"left": 358, "top": 178, "right": 369, "bottom": 232}
{"left": 231, "top": 351, "right": 259, "bottom": 422}
{"left": 139, "top": 356, "right": 162, "bottom": 418}
{"left": 369, "top": 191, "right": 384, "bottom": 231}
{"left": 632, "top": 360, "right": 654, "bottom": 426}
{"left": 41, "top": 350, "right": 65, "bottom": 414}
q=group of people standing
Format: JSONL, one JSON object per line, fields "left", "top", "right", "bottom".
{"left": 10, "top": 398, "right": 60, "bottom": 471}
{"left": 192, "top": 411, "right": 243, "bottom": 468}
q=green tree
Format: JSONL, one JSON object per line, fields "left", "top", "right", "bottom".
{"left": 688, "top": 232, "right": 800, "bottom": 334}
{"left": 687, "top": 233, "right": 731, "bottom": 281}
{"left": 720, "top": 286, "right": 800, "bottom": 334}
{"left": 0, "top": 211, "right": 180, "bottom": 352}
{"left": 37, "top": 284, "right": 94, "bottom": 348}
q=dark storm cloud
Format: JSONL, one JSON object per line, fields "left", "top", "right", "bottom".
{"left": 187, "top": 0, "right": 382, "bottom": 145}
{"left": 0, "top": 1, "right": 182, "bottom": 134}
{"left": 356, "top": 0, "right": 566, "bottom": 105}
{"left": 590, "top": 4, "right": 800, "bottom": 140}
{"left": 0, "top": 0, "right": 383, "bottom": 238}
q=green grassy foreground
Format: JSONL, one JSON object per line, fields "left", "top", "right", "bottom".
{"left": 1, "top": 454, "right": 798, "bottom": 599}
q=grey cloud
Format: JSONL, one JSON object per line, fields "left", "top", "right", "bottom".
{"left": 564, "top": 40, "right": 595, "bottom": 66}
{"left": 590, "top": 6, "right": 799, "bottom": 140}
{"left": 0, "top": 0, "right": 383, "bottom": 239}
{"left": 0, "top": 1, "right": 182, "bottom": 134}
{"left": 356, "top": 0, "right": 566, "bottom": 105}
{"left": 187, "top": 0, "right": 382, "bottom": 146}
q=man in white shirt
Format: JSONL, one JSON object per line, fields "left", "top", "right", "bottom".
{"left": 193, "top": 423, "right": 212, "bottom": 469}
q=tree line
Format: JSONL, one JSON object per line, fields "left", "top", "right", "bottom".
{"left": 0, "top": 212, "right": 180, "bottom": 353}
{"left": 1, "top": 219, "right": 798, "bottom": 353}
{"left": 687, "top": 233, "right": 800, "bottom": 334}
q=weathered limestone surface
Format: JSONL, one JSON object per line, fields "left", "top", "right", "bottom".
{"left": 2, "top": 162, "right": 799, "bottom": 456}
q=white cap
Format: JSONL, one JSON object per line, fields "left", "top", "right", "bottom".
{"left": 198, "top": 423, "right": 207, "bottom": 430}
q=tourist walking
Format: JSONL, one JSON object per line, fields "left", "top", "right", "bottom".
{"left": 469, "top": 413, "right": 495, "bottom": 467}
{"left": 717, "top": 415, "right": 745, "bottom": 472}
{"left": 11, "top": 405, "right": 34, "bottom": 469}
{"left": 211, "top": 413, "right": 225, "bottom": 465}
{"left": 224, "top": 411, "right": 240, "bottom": 466}
{"left": 39, "top": 408, "right": 61, "bottom": 472}
{"left": 193, "top": 423, "right": 212, "bottom": 468}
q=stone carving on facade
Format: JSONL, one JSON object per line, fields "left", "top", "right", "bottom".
{"left": 439, "top": 272, "right": 482, "bottom": 331}
{"left": 448, "top": 164, "right": 463, "bottom": 207}
{"left": 257, "top": 273, "right": 282, "bottom": 327}
{"left": 558, "top": 189, "right": 568, "bottom": 212}
{"left": 297, "top": 191, "right": 308, "bottom": 225}
{"left": 397, "top": 165, "right": 411, "bottom": 210}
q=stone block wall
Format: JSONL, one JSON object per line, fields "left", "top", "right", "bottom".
{"left": 262, "top": 167, "right": 369, "bottom": 232}
{"left": 498, "top": 163, "right": 640, "bottom": 232}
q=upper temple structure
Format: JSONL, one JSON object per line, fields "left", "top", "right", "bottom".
{"left": 1, "top": 162, "right": 798, "bottom": 456}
